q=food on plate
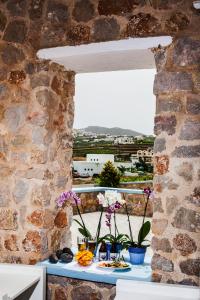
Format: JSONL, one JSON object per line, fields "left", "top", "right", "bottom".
{"left": 98, "top": 261, "right": 130, "bottom": 269}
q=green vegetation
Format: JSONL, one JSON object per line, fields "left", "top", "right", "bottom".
{"left": 120, "top": 174, "right": 153, "bottom": 182}
{"left": 99, "top": 161, "right": 121, "bottom": 187}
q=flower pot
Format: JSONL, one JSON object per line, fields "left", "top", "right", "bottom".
{"left": 128, "top": 247, "right": 146, "bottom": 265}
{"left": 115, "top": 243, "right": 122, "bottom": 253}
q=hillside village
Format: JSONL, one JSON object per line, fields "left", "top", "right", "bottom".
{"left": 73, "top": 127, "right": 155, "bottom": 181}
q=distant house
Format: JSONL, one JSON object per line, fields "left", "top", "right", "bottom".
{"left": 114, "top": 136, "right": 135, "bottom": 144}
{"left": 73, "top": 154, "right": 115, "bottom": 176}
{"left": 73, "top": 154, "right": 135, "bottom": 176}
{"left": 87, "top": 154, "right": 114, "bottom": 163}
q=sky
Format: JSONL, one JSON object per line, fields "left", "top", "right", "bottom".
{"left": 73, "top": 69, "right": 156, "bottom": 135}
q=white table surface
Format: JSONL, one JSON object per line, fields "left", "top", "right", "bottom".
{"left": 0, "top": 271, "right": 40, "bottom": 300}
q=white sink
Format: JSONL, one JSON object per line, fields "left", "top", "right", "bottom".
{"left": 0, "top": 264, "right": 46, "bottom": 300}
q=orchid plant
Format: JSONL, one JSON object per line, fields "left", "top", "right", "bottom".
{"left": 57, "top": 190, "right": 105, "bottom": 243}
{"left": 57, "top": 190, "right": 92, "bottom": 239}
{"left": 124, "top": 187, "right": 154, "bottom": 249}
{"left": 98, "top": 190, "right": 128, "bottom": 247}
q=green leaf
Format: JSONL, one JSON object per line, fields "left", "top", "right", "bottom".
{"left": 78, "top": 227, "right": 92, "bottom": 239}
{"left": 138, "top": 221, "right": 151, "bottom": 245}
{"left": 74, "top": 219, "right": 84, "bottom": 228}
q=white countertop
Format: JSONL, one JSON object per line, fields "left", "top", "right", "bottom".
{"left": 0, "top": 264, "right": 45, "bottom": 300}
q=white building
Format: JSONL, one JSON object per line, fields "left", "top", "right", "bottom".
{"left": 114, "top": 136, "right": 135, "bottom": 144}
{"left": 86, "top": 154, "right": 114, "bottom": 163}
{"left": 73, "top": 154, "right": 136, "bottom": 177}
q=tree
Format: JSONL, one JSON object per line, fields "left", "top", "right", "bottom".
{"left": 99, "top": 161, "right": 121, "bottom": 187}
{"left": 117, "top": 165, "right": 126, "bottom": 176}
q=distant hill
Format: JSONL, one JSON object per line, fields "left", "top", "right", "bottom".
{"left": 80, "top": 126, "right": 144, "bottom": 136}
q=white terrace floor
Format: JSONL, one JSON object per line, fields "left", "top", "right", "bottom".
{"left": 71, "top": 212, "right": 153, "bottom": 256}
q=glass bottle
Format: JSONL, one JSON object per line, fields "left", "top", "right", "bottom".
{"left": 98, "top": 241, "right": 107, "bottom": 261}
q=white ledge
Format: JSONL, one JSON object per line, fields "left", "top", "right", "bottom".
{"left": 37, "top": 36, "right": 172, "bottom": 73}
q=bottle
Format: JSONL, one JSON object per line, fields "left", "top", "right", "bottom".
{"left": 98, "top": 241, "right": 107, "bottom": 261}
{"left": 110, "top": 243, "right": 118, "bottom": 261}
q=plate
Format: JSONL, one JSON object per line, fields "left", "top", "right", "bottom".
{"left": 97, "top": 261, "right": 131, "bottom": 271}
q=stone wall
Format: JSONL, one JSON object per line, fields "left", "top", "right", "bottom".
{"left": 47, "top": 275, "right": 115, "bottom": 300}
{"left": 74, "top": 191, "right": 153, "bottom": 217}
{"left": 152, "top": 37, "right": 200, "bottom": 286}
{"left": 0, "top": 53, "right": 75, "bottom": 263}
{"left": 0, "top": 0, "right": 199, "bottom": 287}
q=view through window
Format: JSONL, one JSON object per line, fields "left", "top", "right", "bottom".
{"left": 71, "top": 69, "right": 156, "bottom": 256}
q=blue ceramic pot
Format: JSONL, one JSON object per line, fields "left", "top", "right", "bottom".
{"left": 115, "top": 243, "right": 122, "bottom": 253}
{"left": 128, "top": 247, "right": 146, "bottom": 265}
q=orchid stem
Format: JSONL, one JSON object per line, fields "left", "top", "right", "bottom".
{"left": 125, "top": 203, "right": 133, "bottom": 243}
{"left": 76, "top": 201, "right": 89, "bottom": 237}
{"left": 95, "top": 206, "right": 103, "bottom": 243}
{"left": 114, "top": 211, "right": 117, "bottom": 239}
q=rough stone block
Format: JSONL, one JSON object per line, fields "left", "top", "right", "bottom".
{"left": 165, "top": 12, "right": 189, "bottom": 33}
{"left": 154, "top": 72, "right": 193, "bottom": 94}
{"left": 185, "top": 187, "right": 200, "bottom": 207}
{"left": 51, "top": 76, "right": 61, "bottom": 95}
{"left": 152, "top": 219, "right": 168, "bottom": 235}
{"left": 153, "top": 138, "right": 166, "bottom": 153}
{"left": 54, "top": 210, "right": 68, "bottom": 228}
{"left": 156, "top": 98, "right": 183, "bottom": 113}
{"left": 180, "top": 120, "right": 200, "bottom": 140}
{"left": 0, "top": 209, "right": 17, "bottom": 230}
{"left": 93, "top": 18, "right": 120, "bottom": 42}
{"left": 28, "top": 0, "right": 44, "bottom": 20}
{"left": 155, "top": 155, "right": 169, "bottom": 175}
{"left": 5, "top": 105, "right": 27, "bottom": 133}
{"left": 67, "top": 24, "right": 90, "bottom": 45}
{"left": 7, "top": 0, "right": 27, "bottom": 16}
{"left": 47, "top": 2, "right": 69, "bottom": 25}
{"left": 179, "top": 259, "right": 200, "bottom": 277}
{"left": 0, "top": 184, "right": 10, "bottom": 207}
{"left": 151, "top": 237, "right": 172, "bottom": 253}
{"left": 36, "top": 89, "right": 57, "bottom": 107}
{"left": 172, "top": 145, "right": 200, "bottom": 158}
{"left": 166, "top": 195, "right": 178, "bottom": 215}
{"left": 71, "top": 285, "right": 102, "bottom": 300}
{"left": 73, "top": 0, "right": 94, "bottom": 22}
{"left": 175, "top": 162, "right": 193, "bottom": 181}
{"left": 173, "top": 37, "right": 200, "bottom": 67}
{"left": 31, "top": 184, "right": 51, "bottom": 207}
{"left": 4, "top": 234, "right": 19, "bottom": 251}
{"left": 22, "top": 230, "right": 42, "bottom": 252}
{"left": 8, "top": 70, "right": 26, "bottom": 84}
{"left": 152, "top": 254, "right": 174, "bottom": 272}
{"left": 13, "top": 179, "right": 29, "bottom": 204}
{"left": 153, "top": 197, "right": 164, "bottom": 213}
{"left": 154, "top": 115, "right": 176, "bottom": 135}
{"left": 173, "top": 234, "right": 197, "bottom": 256}
{"left": 154, "top": 48, "right": 167, "bottom": 72}
{"left": 1, "top": 44, "right": 25, "bottom": 65}
{"left": 0, "top": 10, "right": 7, "bottom": 31}
{"left": 98, "top": 0, "right": 133, "bottom": 16}
{"left": 186, "top": 94, "right": 200, "bottom": 115}
{"left": 27, "top": 209, "right": 54, "bottom": 229}
{"left": 126, "top": 13, "right": 160, "bottom": 37}
{"left": 172, "top": 207, "right": 200, "bottom": 232}
{"left": 3, "top": 20, "right": 28, "bottom": 44}
{"left": 30, "top": 74, "right": 50, "bottom": 88}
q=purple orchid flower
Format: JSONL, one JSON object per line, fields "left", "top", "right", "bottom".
{"left": 57, "top": 190, "right": 81, "bottom": 207}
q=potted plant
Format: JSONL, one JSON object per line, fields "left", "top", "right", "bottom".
{"left": 99, "top": 191, "right": 127, "bottom": 260}
{"left": 124, "top": 187, "right": 153, "bottom": 265}
{"left": 57, "top": 190, "right": 105, "bottom": 256}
